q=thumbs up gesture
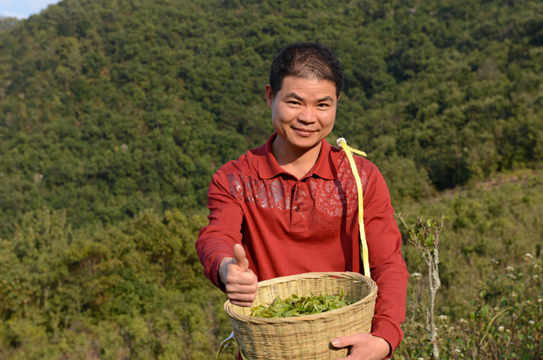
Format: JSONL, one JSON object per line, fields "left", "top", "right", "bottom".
{"left": 218, "top": 244, "right": 258, "bottom": 307}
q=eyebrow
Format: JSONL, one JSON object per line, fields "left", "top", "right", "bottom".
{"left": 283, "top": 93, "right": 334, "bottom": 102}
{"left": 317, "top": 95, "right": 334, "bottom": 102}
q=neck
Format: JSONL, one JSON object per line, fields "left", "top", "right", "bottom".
{"left": 272, "top": 136, "right": 323, "bottom": 180}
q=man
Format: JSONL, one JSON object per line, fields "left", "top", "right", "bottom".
{"left": 196, "top": 42, "right": 408, "bottom": 360}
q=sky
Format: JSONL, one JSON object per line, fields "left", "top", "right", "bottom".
{"left": 0, "top": 0, "right": 60, "bottom": 19}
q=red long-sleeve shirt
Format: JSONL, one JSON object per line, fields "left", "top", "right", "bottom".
{"left": 196, "top": 134, "right": 408, "bottom": 355}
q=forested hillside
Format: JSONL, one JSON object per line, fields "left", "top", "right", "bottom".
{"left": 1, "top": 0, "right": 543, "bottom": 236}
{"left": 1, "top": 177, "right": 541, "bottom": 359}
{"left": 1, "top": 0, "right": 543, "bottom": 359}
{"left": 0, "top": 17, "right": 19, "bottom": 32}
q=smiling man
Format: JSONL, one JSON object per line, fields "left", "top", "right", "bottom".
{"left": 196, "top": 43, "right": 408, "bottom": 360}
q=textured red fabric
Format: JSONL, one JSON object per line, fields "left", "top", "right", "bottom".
{"left": 196, "top": 134, "right": 408, "bottom": 355}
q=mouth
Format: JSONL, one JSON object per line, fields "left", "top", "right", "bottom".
{"left": 292, "top": 127, "right": 317, "bottom": 137}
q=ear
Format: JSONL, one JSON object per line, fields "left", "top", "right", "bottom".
{"left": 337, "top": 92, "right": 341, "bottom": 102}
{"left": 265, "top": 84, "right": 274, "bottom": 109}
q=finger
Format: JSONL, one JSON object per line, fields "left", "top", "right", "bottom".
{"left": 233, "top": 243, "right": 249, "bottom": 272}
{"left": 225, "top": 269, "right": 257, "bottom": 285}
{"left": 226, "top": 273, "right": 258, "bottom": 292}
{"left": 246, "top": 269, "right": 258, "bottom": 282}
{"left": 226, "top": 282, "right": 258, "bottom": 296}
{"left": 227, "top": 291, "right": 257, "bottom": 302}
{"left": 228, "top": 292, "right": 257, "bottom": 307}
{"left": 330, "top": 336, "right": 356, "bottom": 360}
{"left": 230, "top": 299, "right": 255, "bottom": 307}
{"left": 331, "top": 333, "right": 362, "bottom": 348}
{"left": 226, "top": 277, "right": 257, "bottom": 290}
{"left": 226, "top": 281, "right": 257, "bottom": 293}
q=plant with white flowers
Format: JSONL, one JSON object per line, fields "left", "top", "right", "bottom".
{"left": 396, "top": 213, "right": 445, "bottom": 360}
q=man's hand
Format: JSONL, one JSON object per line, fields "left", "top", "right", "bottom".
{"left": 218, "top": 244, "right": 258, "bottom": 307}
{"left": 331, "top": 333, "right": 390, "bottom": 360}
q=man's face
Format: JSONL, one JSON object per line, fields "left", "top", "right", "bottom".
{"left": 265, "top": 76, "right": 339, "bottom": 153}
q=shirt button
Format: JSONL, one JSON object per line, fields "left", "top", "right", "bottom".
{"left": 295, "top": 207, "right": 300, "bottom": 212}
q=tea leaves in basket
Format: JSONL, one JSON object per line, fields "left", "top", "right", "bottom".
{"left": 250, "top": 290, "right": 353, "bottom": 318}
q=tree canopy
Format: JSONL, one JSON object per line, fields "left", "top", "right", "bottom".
{"left": 1, "top": 1, "right": 543, "bottom": 358}
{"left": 1, "top": 0, "right": 542, "bottom": 235}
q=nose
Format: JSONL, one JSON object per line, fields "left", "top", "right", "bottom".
{"left": 297, "top": 107, "right": 317, "bottom": 123}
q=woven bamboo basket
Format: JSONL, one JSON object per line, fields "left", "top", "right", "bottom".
{"left": 224, "top": 271, "right": 377, "bottom": 360}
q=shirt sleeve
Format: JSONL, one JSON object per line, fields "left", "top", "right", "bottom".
{"left": 362, "top": 165, "right": 409, "bottom": 357}
{"left": 195, "top": 169, "right": 244, "bottom": 291}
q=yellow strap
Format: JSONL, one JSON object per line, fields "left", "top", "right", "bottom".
{"left": 216, "top": 332, "right": 248, "bottom": 360}
{"left": 337, "top": 138, "right": 370, "bottom": 279}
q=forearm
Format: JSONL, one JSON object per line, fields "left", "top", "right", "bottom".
{"left": 195, "top": 229, "right": 237, "bottom": 290}
{"left": 362, "top": 166, "right": 409, "bottom": 355}
{"left": 195, "top": 169, "right": 244, "bottom": 290}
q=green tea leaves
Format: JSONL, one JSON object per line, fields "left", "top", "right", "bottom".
{"left": 249, "top": 292, "right": 352, "bottom": 318}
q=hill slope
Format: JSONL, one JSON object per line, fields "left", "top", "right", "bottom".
{"left": 0, "top": 172, "right": 541, "bottom": 359}
{"left": 1, "top": 0, "right": 543, "bottom": 235}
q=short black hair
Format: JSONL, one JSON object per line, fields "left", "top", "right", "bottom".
{"left": 269, "top": 42, "right": 344, "bottom": 99}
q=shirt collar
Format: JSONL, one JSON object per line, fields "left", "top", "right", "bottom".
{"left": 257, "top": 133, "right": 338, "bottom": 180}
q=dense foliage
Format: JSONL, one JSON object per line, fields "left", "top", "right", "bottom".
{"left": 1, "top": 0, "right": 543, "bottom": 359}
{"left": 0, "top": 17, "right": 19, "bottom": 32}
{"left": 2, "top": 0, "right": 543, "bottom": 236}
{"left": 1, "top": 175, "right": 541, "bottom": 359}
{"left": 396, "top": 172, "right": 543, "bottom": 359}
{"left": 0, "top": 208, "right": 233, "bottom": 359}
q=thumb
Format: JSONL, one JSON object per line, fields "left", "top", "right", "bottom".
{"left": 331, "top": 334, "right": 359, "bottom": 348}
{"left": 233, "top": 244, "right": 249, "bottom": 272}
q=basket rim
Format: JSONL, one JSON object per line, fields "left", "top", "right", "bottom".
{"left": 225, "top": 271, "right": 377, "bottom": 324}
